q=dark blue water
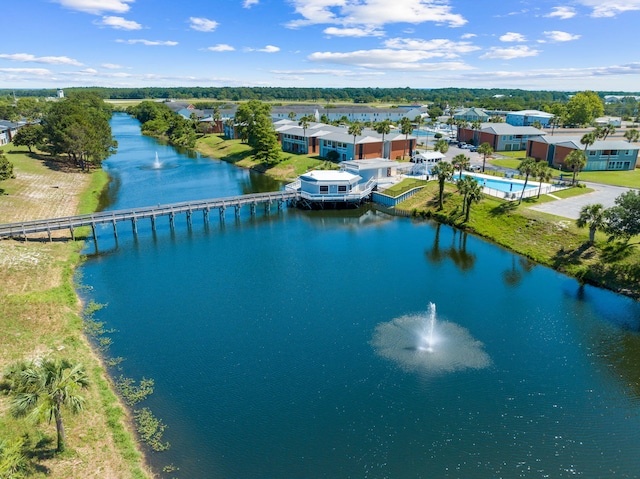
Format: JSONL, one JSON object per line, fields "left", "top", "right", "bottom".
{"left": 81, "top": 114, "right": 640, "bottom": 479}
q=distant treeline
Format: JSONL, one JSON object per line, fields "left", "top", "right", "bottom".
{"left": 3, "top": 87, "right": 640, "bottom": 110}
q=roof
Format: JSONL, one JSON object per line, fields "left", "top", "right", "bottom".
{"left": 478, "top": 123, "right": 545, "bottom": 136}
{"left": 300, "top": 170, "right": 360, "bottom": 182}
{"left": 529, "top": 135, "right": 640, "bottom": 150}
{"left": 340, "top": 159, "right": 403, "bottom": 170}
{"left": 507, "top": 110, "right": 554, "bottom": 118}
{"left": 413, "top": 151, "right": 446, "bottom": 160}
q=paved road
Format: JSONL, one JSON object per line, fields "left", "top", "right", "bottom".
{"left": 529, "top": 182, "right": 635, "bottom": 219}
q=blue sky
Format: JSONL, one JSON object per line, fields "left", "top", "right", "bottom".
{"left": 2, "top": 0, "right": 640, "bottom": 91}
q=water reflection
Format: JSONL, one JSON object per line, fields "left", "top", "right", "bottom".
{"left": 502, "top": 255, "right": 535, "bottom": 287}
{"left": 424, "top": 224, "right": 476, "bottom": 272}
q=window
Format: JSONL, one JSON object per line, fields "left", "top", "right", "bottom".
{"left": 338, "top": 185, "right": 347, "bottom": 193}
{"left": 589, "top": 150, "right": 596, "bottom": 156}
{"left": 320, "top": 185, "right": 329, "bottom": 194}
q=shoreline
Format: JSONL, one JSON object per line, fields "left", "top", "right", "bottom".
{"left": 191, "top": 135, "right": 639, "bottom": 302}
{"left": 0, "top": 145, "right": 154, "bottom": 478}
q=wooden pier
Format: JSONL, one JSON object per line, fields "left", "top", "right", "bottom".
{"left": 0, "top": 191, "right": 298, "bottom": 242}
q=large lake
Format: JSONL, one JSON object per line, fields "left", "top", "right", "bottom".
{"left": 81, "top": 114, "right": 640, "bottom": 478}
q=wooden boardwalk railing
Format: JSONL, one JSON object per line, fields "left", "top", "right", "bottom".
{"left": 0, "top": 191, "right": 299, "bottom": 241}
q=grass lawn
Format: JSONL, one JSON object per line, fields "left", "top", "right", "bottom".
{"left": 381, "top": 178, "right": 428, "bottom": 197}
{"left": 396, "top": 182, "right": 640, "bottom": 299}
{"left": 574, "top": 168, "right": 640, "bottom": 188}
{"left": 196, "top": 134, "right": 336, "bottom": 182}
{"left": 0, "top": 149, "right": 152, "bottom": 479}
{"left": 495, "top": 151, "right": 527, "bottom": 159}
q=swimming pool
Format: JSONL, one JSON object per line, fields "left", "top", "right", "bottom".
{"left": 461, "top": 174, "right": 537, "bottom": 193}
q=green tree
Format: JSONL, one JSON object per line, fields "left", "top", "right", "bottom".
{"left": 428, "top": 105, "right": 443, "bottom": 121}
{"left": 0, "top": 151, "right": 16, "bottom": 181}
{"left": 565, "top": 91, "right": 604, "bottom": 126}
{"left": 5, "top": 358, "right": 90, "bottom": 453}
{"left": 576, "top": 203, "right": 606, "bottom": 244}
{"left": 375, "top": 120, "right": 391, "bottom": 158}
{"left": 535, "top": 161, "right": 553, "bottom": 198}
{"left": 42, "top": 94, "right": 116, "bottom": 169}
{"left": 470, "top": 120, "right": 482, "bottom": 145}
{"left": 433, "top": 138, "right": 449, "bottom": 156}
{"left": 414, "top": 115, "right": 424, "bottom": 146}
{"left": 252, "top": 115, "right": 281, "bottom": 164}
{"left": 604, "top": 190, "right": 640, "bottom": 243}
{"left": 477, "top": 142, "right": 493, "bottom": 173}
{"left": 348, "top": 121, "right": 363, "bottom": 159}
{"left": 517, "top": 157, "right": 538, "bottom": 203}
{"left": 288, "top": 111, "right": 296, "bottom": 120}
{"left": 452, "top": 153, "right": 470, "bottom": 179}
{"left": 565, "top": 149, "right": 587, "bottom": 185}
{"left": 400, "top": 117, "right": 413, "bottom": 159}
{"left": 234, "top": 100, "right": 272, "bottom": 145}
{"left": 462, "top": 178, "right": 483, "bottom": 222}
{"left": 297, "top": 115, "right": 312, "bottom": 153}
{"left": 432, "top": 161, "right": 454, "bottom": 210}
{"left": 580, "top": 132, "right": 596, "bottom": 152}
{"left": 624, "top": 128, "right": 639, "bottom": 143}
{"left": 13, "top": 124, "right": 45, "bottom": 153}
{"left": 456, "top": 175, "right": 476, "bottom": 217}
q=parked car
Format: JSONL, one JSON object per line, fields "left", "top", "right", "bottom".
{"left": 466, "top": 164, "right": 482, "bottom": 172}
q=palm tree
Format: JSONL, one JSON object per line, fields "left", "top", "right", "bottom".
{"left": 602, "top": 124, "right": 616, "bottom": 139}
{"left": 580, "top": 132, "right": 596, "bottom": 152}
{"left": 452, "top": 153, "right": 470, "bottom": 179}
{"left": 298, "top": 115, "right": 311, "bottom": 153}
{"left": 432, "top": 161, "right": 455, "bottom": 210}
{"left": 433, "top": 138, "right": 449, "bottom": 155}
{"left": 348, "top": 122, "right": 363, "bottom": 159}
{"left": 470, "top": 120, "right": 482, "bottom": 146}
{"left": 456, "top": 175, "right": 476, "bottom": 217}
{"left": 565, "top": 150, "right": 587, "bottom": 185}
{"left": 624, "top": 128, "right": 639, "bottom": 143}
{"left": 576, "top": 203, "right": 606, "bottom": 244}
{"left": 400, "top": 117, "right": 413, "bottom": 159}
{"left": 6, "top": 358, "right": 89, "bottom": 452}
{"left": 375, "top": 120, "right": 391, "bottom": 158}
{"left": 535, "top": 162, "right": 553, "bottom": 198}
{"left": 477, "top": 142, "right": 493, "bottom": 173}
{"left": 463, "top": 179, "right": 484, "bottom": 222}
{"left": 288, "top": 111, "right": 296, "bottom": 120}
{"left": 517, "top": 157, "right": 538, "bottom": 204}
{"left": 414, "top": 115, "right": 424, "bottom": 146}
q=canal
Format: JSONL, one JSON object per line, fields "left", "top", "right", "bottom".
{"left": 80, "top": 113, "right": 640, "bottom": 478}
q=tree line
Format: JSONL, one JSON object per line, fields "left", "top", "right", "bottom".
{"left": 11, "top": 92, "right": 116, "bottom": 170}
{"left": 126, "top": 101, "right": 196, "bottom": 148}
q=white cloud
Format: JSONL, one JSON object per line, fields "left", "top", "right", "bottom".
{"left": 577, "top": 0, "right": 640, "bottom": 17}
{"left": 499, "top": 32, "right": 526, "bottom": 42}
{"left": 308, "top": 48, "right": 473, "bottom": 70}
{"left": 0, "top": 67, "right": 52, "bottom": 75}
{"left": 480, "top": 45, "right": 540, "bottom": 60}
{"left": 189, "top": 17, "right": 219, "bottom": 32}
{"left": 207, "top": 44, "right": 235, "bottom": 52}
{"left": 543, "top": 30, "right": 581, "bottom": 42}
{"left": 116, "top": 39, "right": 178, "bottom": 46}
{"left": 287, "top": 0, "right": 466, "bottom": 28}
{"left": 52, "top": 0, "right": 134, "bottom": 15}
{"left": 461, "top": 33, "right": 476, "bottom": 39}
{"left": 244, "top": 0, "right": 259, "bottom": 7}
{"left": 253, "top": 45, "right": 280, "bottom": 53}
{"left": 271, "top": 68, "right": 385, "bottom": 77}
{"left": 383, "top": 38, "right": 480, "bottom": 56}
{"left": 99, "top": 16, "right": 142, "bottom": 30}
{"left": 0, "top": 53, "right": 82, "bottom": 65}
{"left": 546, "top": 6, "right": 577, "bottom": 19}
{"left": 324, "top": 27, "right": 384, "bottom": 37}
{"left": 102, "top": 63, "right": 124, "bottom": 69}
